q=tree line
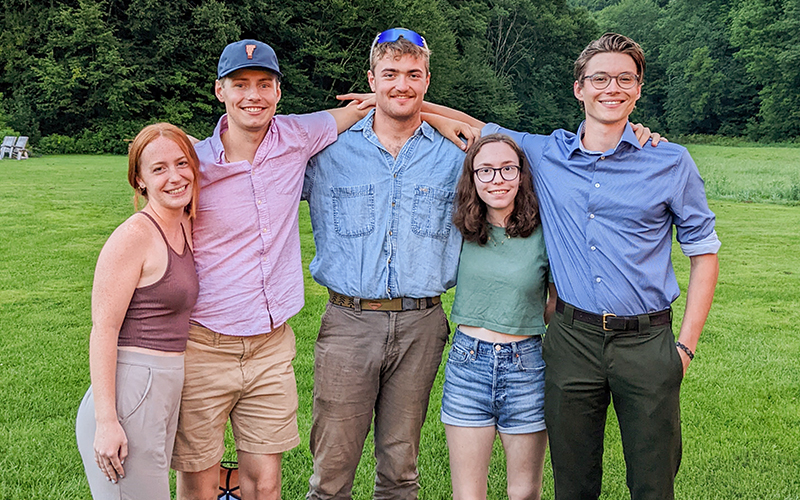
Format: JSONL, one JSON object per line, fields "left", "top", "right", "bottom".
{"left": 0, "top": 0, "right": 798, "bottom": 154}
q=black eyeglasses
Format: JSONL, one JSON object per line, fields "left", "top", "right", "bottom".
{"left": 473, "top": 165, "right": 520, "bottom": 183}
{"left": 582, "top": 72, "right": 639, "bottom": 90}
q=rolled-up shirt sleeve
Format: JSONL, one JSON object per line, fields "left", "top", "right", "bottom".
{"left": 671, "top": 149, "right": 721, "bottom": 256}
{"left": 681, "top": 230, "right": 721, "bottom": 256}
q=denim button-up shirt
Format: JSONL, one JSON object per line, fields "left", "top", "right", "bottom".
{"left": 304, "top": 111, "right": 465, "bottom": 299}
{"left": 485, "top": 122, "right": 721, "bottom": 316}
{"left": 191, "top": 112, "right": 337, "bottom": 335}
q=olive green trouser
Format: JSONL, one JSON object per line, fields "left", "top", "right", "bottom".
{"left": 542, "top": 302, "right": 684, "bottom": 500}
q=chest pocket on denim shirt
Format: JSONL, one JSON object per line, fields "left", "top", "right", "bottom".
{"left": 332, "top": 184, "right": 375, "bottom": 237}
{"left": 412, "top": 185, "right": 455, "bottom": 240}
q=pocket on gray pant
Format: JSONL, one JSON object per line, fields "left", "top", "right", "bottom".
{"left": 116, "top": 364, "right": 153, "bottom": 422}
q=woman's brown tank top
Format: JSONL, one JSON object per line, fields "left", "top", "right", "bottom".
{"left": 117, "top": 211, "right": 199, "bottom": 352}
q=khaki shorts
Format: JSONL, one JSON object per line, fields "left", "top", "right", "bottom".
{"left": 171, "top": 322, "right": 299, "bottom": 472}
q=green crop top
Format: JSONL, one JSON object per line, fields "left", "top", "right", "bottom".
{"left": 450, "top": 224, "right": 549, "bottom": 336}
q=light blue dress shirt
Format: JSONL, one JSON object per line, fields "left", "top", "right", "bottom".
{"left": 304, "top": 110, "right": 465, "bottom": 299}
{"left": 484, "top": 122, "right": 721, "bottom": 316}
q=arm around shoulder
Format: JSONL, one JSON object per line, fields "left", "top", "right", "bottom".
{"left": 325, "top": 101, "right": 370, "bottom": 134}
{"left": 422, "top": 101, "right": 485, "bottom": 130}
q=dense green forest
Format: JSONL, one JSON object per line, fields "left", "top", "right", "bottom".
{"left": 1, "top": 0, "right": 798, "bottom": 153}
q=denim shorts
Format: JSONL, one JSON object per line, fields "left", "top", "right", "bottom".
{"left": 441, "top": 329, "right": 546, "bottom": 434}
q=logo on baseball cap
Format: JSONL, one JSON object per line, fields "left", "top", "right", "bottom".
{"left": 217, "top": 39, "right": 283, "bottom": 79}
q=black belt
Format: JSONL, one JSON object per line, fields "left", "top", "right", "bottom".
{"left": 556, "top": 298, "right": 671, "bottom": 331}
{"left": 328, "top": 289, "right": 441, "bottom": 312}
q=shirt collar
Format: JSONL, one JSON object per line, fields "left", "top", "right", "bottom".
{"left": 210, "top": 114, "right": 279, "bottom": 165}
{"left": 351, "top": 109, "right": 435, "bottom": 142}
{"left": 210, "top": 114, "right": 229, "bottom": 164}
{"left": 569, "top": 121, "right": 643, "bottom": 157}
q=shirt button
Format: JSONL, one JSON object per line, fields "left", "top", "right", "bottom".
{"left": 600, "top": 156, "right": 606, "bottom": 160}
{"left": 389, "top": 230, "right": 393, "bottom": 235}
{"left": 495, "top": 345, "right": 501, "bottom": 351}
{"left": 589, "top": 214, "right": 595, "bottom": 219}
{"left": 388, "top": 258, "right": 391, "bottom": 263}
{"left": 392, "top": 202, "right": 395, "bottom": 207}
{"left": 262, "top": 228, "right": 267, "bottom": 233}
{"left": 596, "top": 277, "right": 602, "bottom": 283}
{"left": 595, "top": 183, "right": 600, "bottom": 188}
{"left": 257, "top": 200, "right": 262, "bottom": 205}
{"left": 591, "top": 246, "right": 596, "bottom": 251}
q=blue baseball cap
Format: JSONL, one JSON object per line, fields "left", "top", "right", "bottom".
{"left": 217, "top": 39, "right": 283, "bottom": 79}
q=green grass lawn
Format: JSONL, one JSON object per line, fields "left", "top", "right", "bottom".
{"left": 1, "top": 147, "right": 799, "bottom": 499}
{"left": 687, "top": 145, "right": 800, "bottom": 204}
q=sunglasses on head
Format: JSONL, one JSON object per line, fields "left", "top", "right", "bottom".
{"left": 372, "top": 28, "right": 427, "bottom": 48}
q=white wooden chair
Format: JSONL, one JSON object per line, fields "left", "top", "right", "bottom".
{"left": 11, "top": 136, "right": 29, "bottom": 160}
{"left": 0, "top": 136, "right": 15, "bottom": 159}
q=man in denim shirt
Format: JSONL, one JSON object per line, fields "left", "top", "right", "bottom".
{"left": 302, "top": 29, "right": 465, "bottom": 499}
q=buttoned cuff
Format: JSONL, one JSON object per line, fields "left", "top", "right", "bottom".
{"left": 680, "top": 230, "right": 721, "bottom": 256}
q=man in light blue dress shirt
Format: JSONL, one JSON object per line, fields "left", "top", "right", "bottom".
{"left": 302, "top": 29, "right": 466, "bottom": 499}
{"left": 425, "top": 33, "right": 720, "bottom": 500}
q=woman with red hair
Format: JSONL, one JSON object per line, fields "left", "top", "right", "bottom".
{"left": 76, "top": 123, "right": 200, "bottom": 499}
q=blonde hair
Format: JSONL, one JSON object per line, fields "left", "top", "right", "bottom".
{"left": 370, "top": 37, "right": 431, "bottom": 74}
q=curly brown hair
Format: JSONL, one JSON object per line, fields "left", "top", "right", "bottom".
{"left": 453, "top": 134, "right": 540, "bottom": 245}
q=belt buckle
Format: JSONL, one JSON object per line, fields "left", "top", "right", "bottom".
{"left": 602, "top": 313, "right": 616, "bottom": 331}
{"left": 401, "top": 297, "right": 417, "bottom": 311}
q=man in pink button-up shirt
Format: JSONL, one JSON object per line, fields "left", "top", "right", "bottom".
{"left": 170, "top": 39, "right": 366, "bottom": 500}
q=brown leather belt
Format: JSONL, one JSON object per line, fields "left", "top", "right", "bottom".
{"left": 556, "top": 298, "right": 671, "bottom": 331}
{"left": 328, "top": 289, "right": 441, "bottom": 312}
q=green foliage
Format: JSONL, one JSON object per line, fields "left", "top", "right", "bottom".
{"left": 675, "top": 134, "right": 800, "bottom": 147}
{"left": 568, "top": 0, "right": 626, "bottom": 10}
{"left": 120, "top": 0, "right": 240, "bottom": 136}
{"left": 0, "top": 0, "right": 604, "bottom": 152}
{"left": 36, "top": 134, "right": 78, "bottom": 155}
{"left": 0, "top": 129, "right": 19, "bottom": 140}
{"left": 1, "top": 0, "right": 800, "bottom": 147}
{"left": 37, "top": 121, "right": 145, "bottom": 155}
{"left": 499, "top": 0, "right": 598, "bottom": 133}
{"left": 730, "top": 0, "right": 800, "bottom": 141}
{"left": 658, "top": 0, "right": 757, "bottom": 136}
{"left": 28, "top": 0, "right": 142, "bottom": 137}
{"left": 0, "top": 92, "right": 19, "bottom": 137}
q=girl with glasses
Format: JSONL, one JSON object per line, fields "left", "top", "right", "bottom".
{"left": 442, "top": 133, "right": 556, "bottom": 500}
